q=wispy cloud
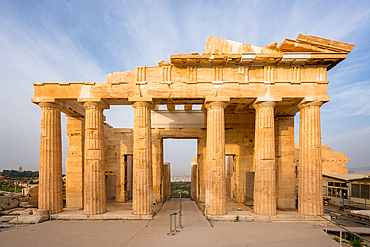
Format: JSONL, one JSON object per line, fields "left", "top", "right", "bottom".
{"left": 322, "top": 81, "right": 370, "bottom": 117}
{"left": 1, "top": 0, "right": 369, "bottom": 171}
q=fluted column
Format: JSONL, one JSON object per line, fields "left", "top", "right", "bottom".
{"left": 131, "top": 99, "right": 153, "bottom": 215}
{"left": 38, "top": 102, "right": 63, "bottom": 214}
{"left": 83, "top": 101, "right": 107, "bottom": 215}
{"left": 298, "top": 100, "right": 324, "bottom": 216}
{"left": 253, "top": 99, "right": 276, "bottom": 216}
{"left": 205, "top": 97, "right": 228, "bottom": 215}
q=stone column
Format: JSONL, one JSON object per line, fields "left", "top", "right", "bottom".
{"left": 298, "top": 100, "right": 324, "bottom": 216}
{"left": 38, "top": 102, "right": 63, "bottom": 214}
{"left": 131, "top": 98, "right": 153, "bottom": 215}
{"left": 253, "top": 99, "right": 276, "bottom": 216}
{"left": 205, "top": 97, "right": 228, "bottom": 215}
{"left": 275, "top": 116, "right": 295, "bottom": 209}
{"left": 66, "top": 116, "right": 85, "bottom": 209}
{"left": 191, "top": 158, "right": 198, "bottom": 200}
{"left": 126, "top": 155, "right": 133, "bottom": 200}
{"left": 197, "top": 134, "right": 206, "bottom": 202}
{"left": 163, "top": 163, "right": 171, "bottom": 198}
{"left": 226, "top": 156, "right": 232, "bottom": 197}
{"left": 152, "top": 130, "right": 162, "bottom": 201}
{"left": 83, "top": 101, "right": 107, "bottom": 215}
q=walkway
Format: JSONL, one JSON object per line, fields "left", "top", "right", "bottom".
{"left": 0, "top": 199, "right": 339, "bottom": 246}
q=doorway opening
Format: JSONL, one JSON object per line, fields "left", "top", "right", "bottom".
{"left": 163, "top": 138, "right": 197, "bottom": 198}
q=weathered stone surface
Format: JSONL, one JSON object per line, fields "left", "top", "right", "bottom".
{"left": 131, "top": 99, "right": 153, "bottom": 215}
{"left": 32, "top": 34, "right": 353, "bottom": 216}
{"left": 275, "top": 116, "right": 295, "bottom": 209}
{"left": 205, "top": 99, "right": 228, "bottom": 215}
{"left": 22, "top": 186, "right": 39, "bottom": 197}
{"left": 253, "top": 100, "right": 276, "bottom": 216}
{"left": 19, "top": 202, "right": 30, "bottom": 207}
{"left": 9, "top": 215, "right": 43, "bottom": 224}
{"left": 83, "top": 101, "right": 107, "bottom": 215}
{"left": 33, "top": 209, "right": 50, "bottom": 220}
{"left": 294, "top": 143, "right": 349, "bottom": 175}
{"left": 66, "top": 116, "right": 84, "bottom": 208}
{"left": 0, "top": 196, "right": 20, "bottom": 211}
{"left": 298, "top": 100, "right": 324, "bottom": 216}
{"left": 38, "top": 102, "right": 63, "bottom": 214}
{"left": 0, "top": 216, "right": 16, "bottom": 222}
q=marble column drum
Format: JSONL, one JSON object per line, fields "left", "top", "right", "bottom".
{"left": 205, "top": 100, "right": 227, "bottom": 215}
{"left": 298, "top": 101, "right": 324, "bottom": 216}
{"left": 132, "top": 101, "right": 153, "bottom": 215}
{"left": 253, "top": 101, "right": 277, "bottom": 216}
{"left": 83, "top": 101, "right": 106, "bottom": 215}
{"left": 38, "top": 102, "right": 63, "bottom": 214}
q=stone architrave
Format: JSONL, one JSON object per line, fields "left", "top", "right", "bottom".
{"left": 38, "top": 102, "right": 63, "bottom": 214}
{"left": 253, "top": 99, "right": 277, "bottom": 216}
{"left": 83, "top": 101, "right": 107, "bottom": 215}
{"left": 205, "top": 97, "right": 229, "bottom": 215}
{"left": 130, "top": 98, "right": 153, "bottom": 215}
{"left": 298, "top": 99, "right": 324, "bottom": 216}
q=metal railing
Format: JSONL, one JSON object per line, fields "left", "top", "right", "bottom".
{"left": 318, "top": 214, "right": 370, "bottom": 246}
{"left": 195, "top": 199, "right": 208, "bottom": 220}
{"left": 340, "top": 197, "right": 370, "bottom": 210}
{"left": 167, "top": 193, "right": 183, "bottom": 235}
{"left": 152, "top": 194, "right": 167, "bottom": 217}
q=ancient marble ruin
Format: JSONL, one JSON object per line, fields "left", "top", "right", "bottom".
{"left": 32, "top": 34, "right": 354, "bottom": 216}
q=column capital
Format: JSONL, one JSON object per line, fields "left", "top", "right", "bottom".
{"left": 298, "top": 98, "right": 326, "bottom": 109}
{"left": 129, "top": 97, "right": 152, "bottom": 103}
{"left": 38, "top": 102, "right": 59, "bottom": 109}
{"left": 252, "top": 98, "right": 276, "bottom": 109}
{"left": 204, "top": 96, "right": 229, "bottom": 110}
{"left": 129, "top": 97, "right": 153, "bottom": 108}
{"left": 82, "top": 100, "right": 109, "bottom": 110}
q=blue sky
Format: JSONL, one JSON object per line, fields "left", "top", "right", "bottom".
{"left": 0, "top": 0, "right": 369, "bottom": 174}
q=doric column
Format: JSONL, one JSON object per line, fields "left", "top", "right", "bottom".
{"left": 253, "top": 99, "right": 276, "bottom": 216}
{"left": 298, "top": 100, "right": 324, "bottom": 216}
{"left": 226, "top": 156, "right": 232, "bottom": 197}
{"left": 83, "top": 101, "right": 107, "bottom": 215}
{"left": 197, "top": 134, "right": 206, "bottom": 202}
{"left": 191, "top": 159, "right": 198, "bottom": 200}
{"left": 205, "top": 97, "right": 228, "bottom": 215}
{"left": 130, "top": 98, "right": 153, "bottom": 215}
{"left": 38, "top": 102, "right": 63, "bottom": 214}
{"left": 152, "top": 130, "right": 163, "bottom": 201}
{"left": 163, "top": 163, "right": 171, "bottom": 199}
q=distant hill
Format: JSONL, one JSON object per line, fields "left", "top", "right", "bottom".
{"left": 3, "top": 169, "right": 39, "bottom": 178}
{"left": 348, "top": 166, "right": 370, "bottom": 174}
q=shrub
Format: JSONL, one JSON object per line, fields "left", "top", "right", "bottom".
{"left": 348, "top": 235, "right": 362, "bottom": 247}
{"left": 332, "top": 236, "right": 340, "bottom": 242}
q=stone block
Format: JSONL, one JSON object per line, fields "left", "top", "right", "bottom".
{"left": 0, "top": 215, "right": 16, "bottom": 222}
{"left": 22, "top": 186, "right": 39, "bottom": 197}
{"left": 13, "top": 193, "right": 22, "bottom": 198}
{"left": 33, "top": 209, "right": 50, "bottom": 220}
{"left": 19, "top": 202, "right": 30, "bottom": 207}
{"left": 18, "top": 209, "right": 33, "bottom": 216}
{"left": 9, "top": 215, "right": 43, "bottom": 224}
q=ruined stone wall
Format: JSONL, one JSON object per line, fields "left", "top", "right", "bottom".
{"left": 225, "top": 111, "right": 255, "bottom": 203}
{"left": 104, "top": 126, "right": 133, "bottom": 202}
{"left": 321, "top": 145, "right": 349, "bottom": 174}
{"left": 294, "top": 143, "right": 349, "bottom": 175}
